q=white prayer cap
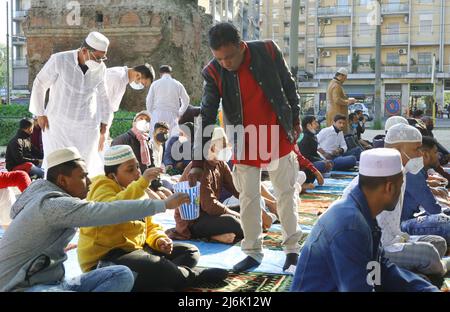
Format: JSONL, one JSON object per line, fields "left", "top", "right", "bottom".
{"left": 359, "top": 148, "right": 403, "bottom": 177}
{"left": 211, "top": 127, "right": 227, "bottom": 142}
{"left": 85, "top": 31, "right": 110, "bottom": 52}
{"left": 336, "top": 67, "right": 348, "bottom": 76}
{"left": 384, "top": 116, "right": 408, "bottom": 131}
{"left": 385, "top": 123, "right": 422, "bottom": 144}
{"left": 104, "top": 145, "right": 136, "bottom": 166}
{"left": 46, "top": 147, "right": 82, "bottom": 170}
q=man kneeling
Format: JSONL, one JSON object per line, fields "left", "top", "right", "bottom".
{"left": 0, "top": 147, "right": 190, "bottom": 292}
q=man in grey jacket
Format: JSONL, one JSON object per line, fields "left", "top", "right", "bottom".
{"left": 0, "top": 147, "right": 189, "bottom": 292}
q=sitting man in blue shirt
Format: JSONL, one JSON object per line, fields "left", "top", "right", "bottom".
{"left": 291, "top": 148, "right": 438, "bottom": 292}
{"left": 401, "top": 136, "right": 450, "bottom": 245}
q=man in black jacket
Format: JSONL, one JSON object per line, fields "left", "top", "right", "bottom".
{"left": 298, "top": 116, "right": 333, "bottom": 182}
{"left": 188, "top": 23, "right": 302, "bottom": 272}
{"left": 6, "top": 118, "right": 44, "bottom": 178}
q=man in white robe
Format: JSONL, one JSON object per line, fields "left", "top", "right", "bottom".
{"left": 29, "top": 32, "right": 111, "bottom": 177}
{"left": 146, "top": 65, "right": 190, "bottom": 137}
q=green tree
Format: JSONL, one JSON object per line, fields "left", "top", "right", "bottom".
{"left": 0, "top": 44, "right": 6, "bottom": 89}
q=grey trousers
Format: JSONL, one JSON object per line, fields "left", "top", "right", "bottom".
{"left": 384, "top": 235, "right": 447, "bottom": 276}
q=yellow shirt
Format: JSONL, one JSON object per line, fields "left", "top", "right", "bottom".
{"left": 77, "top": 175, "right": 168, "bottom": 272}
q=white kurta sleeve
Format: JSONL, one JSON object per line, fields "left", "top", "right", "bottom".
{"left": 146, "top": 84, "right": 156, "bottom": 113}
{"left": 97, "top": 80, "right": 112, "bottom": 125}
{"left": 178, "top": 83, "right": 190, "bottom": 116}
{"left": 29, "top": 54, "right": 59, "bottom": 116}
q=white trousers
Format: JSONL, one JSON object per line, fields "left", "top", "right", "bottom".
{"left": 232, "top": 152, "right": 302, "bottom": 262}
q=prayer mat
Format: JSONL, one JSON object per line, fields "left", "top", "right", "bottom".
{"left": 263, "top": 229, "right": 309, "bottom": 251}
{"left": 185, "top": 271, "right": 293, "bottom": 292}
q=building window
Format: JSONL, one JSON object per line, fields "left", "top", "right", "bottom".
{"left": 359, "top": 0, "right": 368, "bottom": 5}
{"left": 336, "top": 54, "right": 349, "bottom": 66}
{"left": 418, "top": 52, "right": 432, "bottom": 65}
{"left": 359, "top": 54, "right": 372, "bottom": 63}
{"left": 418, "top": 0, "right": 432, "bottom": 3}
{"left": 337, "top": 24, "right": 349, "bottom": 37}
{"left": 386, "top": 53, "right": 400, "bottom": 65}
{"left": 338, "top": 0, "right": 348, "bottom": 6}
{"left": 419, "top": 15, "right": 433, "bottom": 34}
{"left": 359, "top": 16, "right": 369, "bottom": 35}
{"left": 386, "top": 23, "right": 399, "bottom": 35}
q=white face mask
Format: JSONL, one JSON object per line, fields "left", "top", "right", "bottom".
{"left": 129, "top": 81, "right": 144, "bottom": 90}
{"left": 216, "top": 147, "right": 233, "bottom": 162}
{"left": 403, "top": 152, "right": 424, "bottom": 175}
{"left": 84, "top": 50, "right": 103, "bottom": 71}
{"left": 135, "top": 119, "right": 150, "bottom": 133}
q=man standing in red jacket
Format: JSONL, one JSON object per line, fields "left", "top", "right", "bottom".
{"left": 189, "top": 23, "right": 302, "bottom": 272}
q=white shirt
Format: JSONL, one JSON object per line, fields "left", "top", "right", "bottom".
{"left": 105, "top": 66, "right": 129, "bottom": 113}
{"left": 29, "top": 50, "right": 111, "bottom": 126}
{"left": 146, "top": 73, "right": 190, "bottom": 116}
{"left": 150, "top": 140, "right": 163, "bottom": 168}
{"left": 316, "top": 126, "right": 348, "bottom": 154}
{"left": 342, "top": 174, "right": 409, "bottom": 248}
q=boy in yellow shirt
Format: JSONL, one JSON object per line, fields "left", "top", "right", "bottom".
{"left": 77, "top": 145, "right": 228, "bottom": 291}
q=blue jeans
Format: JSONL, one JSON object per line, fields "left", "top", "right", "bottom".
{"left": 29, "top": 165, "right": 45, "bottom": 179}
{"left": 401, "top": 214, "right": 450, "bottom": 245}
{"left": 25, "top": 265, "right": 134, "bottom": 292}
{"left": 344, "top": 147, "right": 363, "bottom": 161}
{"left": 312, "top": 160, "right": 329, "bottom": 173}
{"left": 314, "top": 157, "right": 356, "bottom": 172}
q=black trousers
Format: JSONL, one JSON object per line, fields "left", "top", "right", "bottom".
{"left": 102, "top": 242, "right": 199, "bottom": 292}
{"left": 190, "top": 207, "right": 244, "bottom": 242}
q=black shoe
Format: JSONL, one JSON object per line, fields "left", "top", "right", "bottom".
{"left": 283, "top": 253, "right": 299, "bottom": 271}
{"left": 232, "top": 256, "right": 261, "bottom": 273}
{"left": 193, "top": 267, "right": 229, "bottom": 284}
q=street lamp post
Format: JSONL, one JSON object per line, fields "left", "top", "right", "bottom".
{"left": 374, "top": 0, "right": 382, "bottom": 129}
{"left": 6, "top": 0, "right": 10, "bottom": 105}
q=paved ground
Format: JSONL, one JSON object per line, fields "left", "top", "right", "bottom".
{"left": 362, "top": 129, "right": 450, "bottom": 150}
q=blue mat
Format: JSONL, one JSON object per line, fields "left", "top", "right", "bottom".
{"left": 316, "top": 178, "right": 354, "bottom": 187}
{"left": 328, "top": 171, "right": 358, "bottom": 176}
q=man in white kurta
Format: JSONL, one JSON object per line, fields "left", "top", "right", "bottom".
{"left": 146, "top": 65, "right": 190, "bottom": 137}
{"left": 29, "top": 32, "right": 111, "bottom": 177}
{"left": 97, "top": 64, "right": 155, "bottom": 152}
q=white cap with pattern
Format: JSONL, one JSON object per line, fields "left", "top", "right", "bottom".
{"left": 85, "top": 31, "right": 110, "bottom": 52}
{"left": 385, "top": 123, "right": 422, "bottom": 144}
{"left": 359, "top": 148, "right": 403, "bottom": 177}
{"left": 104, "top": 145, "right": 136, "bottom": 166}
{"left": 384, "top": 116, "right": 409, "bottom": 131}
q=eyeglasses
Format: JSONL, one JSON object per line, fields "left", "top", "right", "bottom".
{"left": 89, "top": 51, "right": 108, "bottom": 63}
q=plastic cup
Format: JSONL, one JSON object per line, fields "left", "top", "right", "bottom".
{"left": 173, "top": 181, "right": 200, "bottom": 220}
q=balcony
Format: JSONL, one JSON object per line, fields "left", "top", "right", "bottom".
{"left": 382, "top": 65, "right": 408, "bottom": 73}
{"left": 317, "top": 36, "right": 351, "bottom": 47}
{"left": 316, "top": 66, "right": 349, "bottom": 74}
{"left": 381, "top": 3, "right": 409, "bottom": 15}
{"left": 410, "top": 65, "right": 432, "bottom": 73}
{"left": 317, "top": 6, "right": 351, "bottom": 17}
{"left": 13, "top": 58, "right": 28, "bottom": 67}
{"left": 12, "top": 10, "right": 27, "bottom": 21}
{"left": 12, "top": 36, "right": 26, "bottom": 46}
{"left": 381, "top": 33, "right": 408, "bottom": 45}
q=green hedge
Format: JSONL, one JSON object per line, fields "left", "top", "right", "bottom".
{"left": 0, "top": 105, "right": 32, "bottom": 146}
{"left": 0, "top": 105, "right": 138, "bottom": 146}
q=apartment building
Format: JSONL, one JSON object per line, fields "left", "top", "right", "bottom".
{"left": 10, "top": 0, "right": 31, "bottom": 91}
{"left": 198, "top": 0, "right": 261, "bottom": 40}
{"left": 260, "top": 0, "right": 450, "bottom": 118}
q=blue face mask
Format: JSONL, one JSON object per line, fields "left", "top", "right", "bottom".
{"left": 351, "top": 123, "right": 358, "bottom": 129}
